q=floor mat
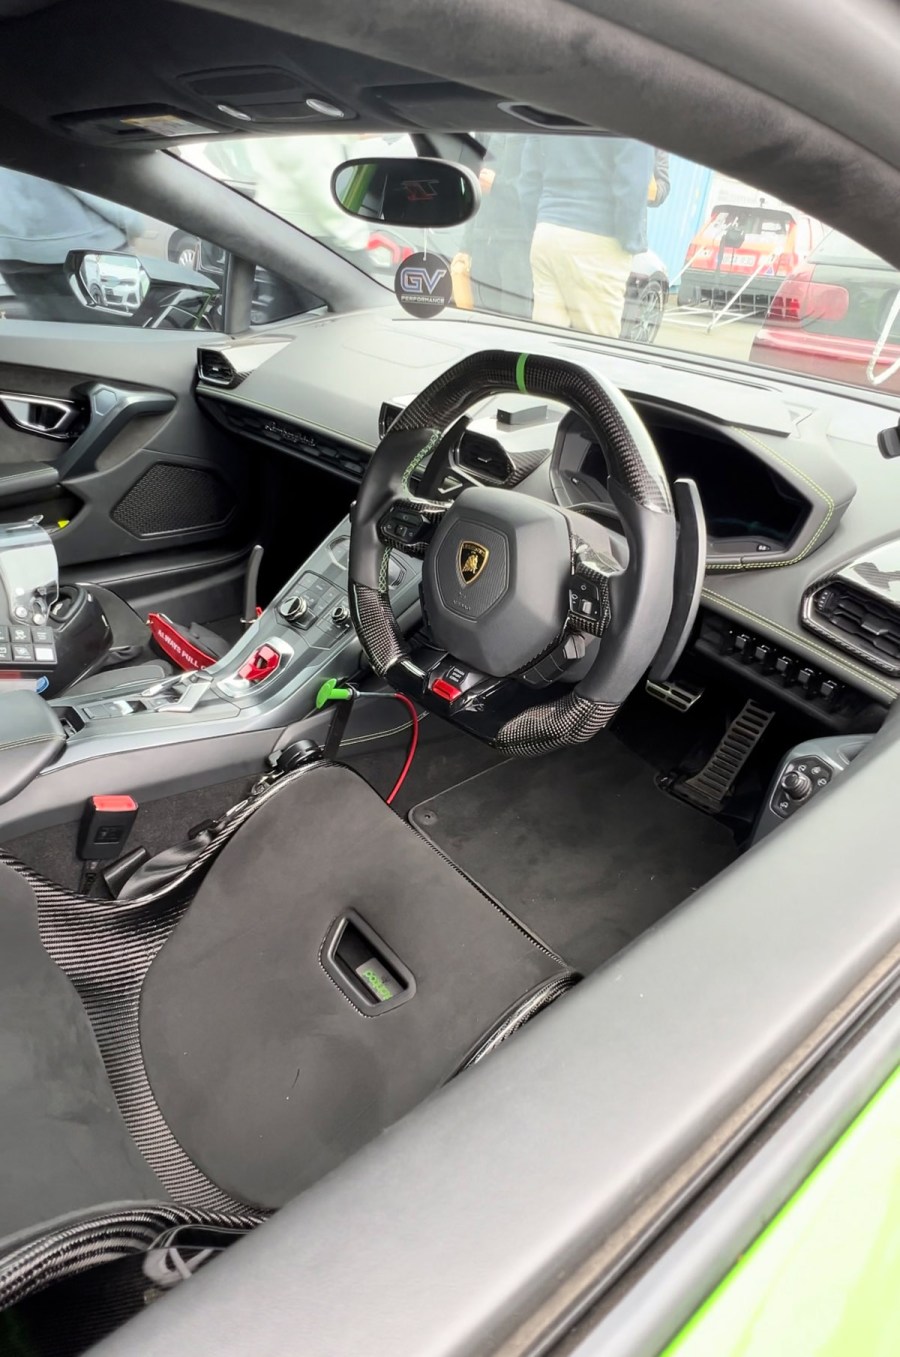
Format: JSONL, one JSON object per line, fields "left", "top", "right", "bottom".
{"left": 409, "top": 738, "right": 738, "bottom": 974}
{"left": 343, "top": 710, "right": 503, "bottom": 816}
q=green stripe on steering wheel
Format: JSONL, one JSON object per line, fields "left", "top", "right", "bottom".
{"left": 515, "top": 353, "right": 529, "bottom": 393}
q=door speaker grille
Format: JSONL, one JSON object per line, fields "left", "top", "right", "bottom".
{"left": 112, "top": 465, "right": 234, "bottom": 538}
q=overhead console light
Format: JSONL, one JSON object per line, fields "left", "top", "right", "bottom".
{"left": 496, "top": 101, "right": 589, "bottom": 129}
{"left": 217, "top": 103, "right": 253, "bottom": 121}
{"left": 306, "top": 97, "right": 345, "bottom": 119}
{"left": 180, "top": 67, "right": 350, "bottom": 124}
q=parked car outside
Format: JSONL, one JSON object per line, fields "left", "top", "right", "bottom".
{"left": 678, "top": 202, "right": 826, "bottom": 315}
{"left": 621, "top": 249, "right": 670, "bottom": 342}
{"left": 749, "top": 228, "right": 900, "bottom": 393}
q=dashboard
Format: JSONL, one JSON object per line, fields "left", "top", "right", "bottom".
{"left": 554, "top": 413, "right": 810, "bottom": 558}
{"left": 194, "top": 307, "right": 900, "bottom": 723}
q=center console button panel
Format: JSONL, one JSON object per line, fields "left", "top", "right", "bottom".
{"left": 279, "top": 572, "right": 342, "bottom": 632}
{"left": 278, "top": 594, "right": 309, "bottom": 625}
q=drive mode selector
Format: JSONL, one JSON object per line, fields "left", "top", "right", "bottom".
{"left": 279, "top": 595, "right": 309, "bottom": 623}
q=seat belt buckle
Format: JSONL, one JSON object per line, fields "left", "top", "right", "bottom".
{"left": 77, "top": 794, "right": 138, "bottom": 862}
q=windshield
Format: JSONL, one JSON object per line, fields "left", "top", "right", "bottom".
{"left": 176, "top": 131, "right": 900, "bottom": 399}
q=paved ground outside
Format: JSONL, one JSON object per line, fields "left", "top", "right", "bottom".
{"left": 657, "top": 301, "right": 762, "bottom": 364}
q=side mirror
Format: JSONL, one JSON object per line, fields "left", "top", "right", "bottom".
{"left": 65, "top": 251, "right": 150, "bottom": 316}
{"left": 331, "top": 157, "right": 480, "bottom": 229}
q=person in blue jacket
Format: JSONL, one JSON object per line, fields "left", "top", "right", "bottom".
{"left": 519, "top": 135, "right": 655, "bottom": 336}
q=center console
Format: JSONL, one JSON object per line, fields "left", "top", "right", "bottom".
{"left": 0, "top": 514, "right": 420, "bottom": 836}
{"left": 51, "top": 517, "right": 420, "bottom": 750}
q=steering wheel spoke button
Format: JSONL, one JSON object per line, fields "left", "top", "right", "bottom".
{"left": 381, "top": 506, "right": 431, "bottom": 547}
{"left": 237, "top": 644, "right": 282, "bottom": 684}
{"left": 772, "top": 758, "right": 832, "bottom": 817}
{"left": 568, "top": 574, "right": 603, "bottom": 621}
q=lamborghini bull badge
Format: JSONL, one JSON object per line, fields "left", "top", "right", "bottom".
{"left": 459, "top": 541, "right": 489, "bottom": 584}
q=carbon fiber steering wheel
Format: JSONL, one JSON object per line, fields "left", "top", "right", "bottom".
{"left": 348, "top": 350, "right": 677, "bottom": 757}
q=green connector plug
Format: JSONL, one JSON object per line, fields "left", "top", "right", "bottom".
{"left": 315, "top": 678, "right": 354, "bottom": 709}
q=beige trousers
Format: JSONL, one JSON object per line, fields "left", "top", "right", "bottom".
{"left": 530, "top": 221, "right": 633, "bottom": 336}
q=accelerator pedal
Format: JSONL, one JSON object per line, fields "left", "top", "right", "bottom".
{"left": 672, "top": 699, "right": 773, "bottom": 813}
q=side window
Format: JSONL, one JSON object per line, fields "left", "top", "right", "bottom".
{"left": 0, "top": 167, "right": 222, "bottom": 330}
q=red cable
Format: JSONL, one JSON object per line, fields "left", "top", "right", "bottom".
{"left": 385, "top": 693, "right": 420, "bottom": 806}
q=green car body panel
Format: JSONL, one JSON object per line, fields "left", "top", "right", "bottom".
{"left": 662, "top": 1062, "right": 900, "bottom": 1357}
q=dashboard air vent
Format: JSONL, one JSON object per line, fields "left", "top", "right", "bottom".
{"left": 378, "top": 400, "right": 405, "bottom": 440}
{"left": 197, "top": 349, "right": 239, "bottom": 388}
{"left": 806, "top": 580, "right": 900, "bottom": 675}
{"left": 457, "top": 432, "right": 512, "bottom": 483}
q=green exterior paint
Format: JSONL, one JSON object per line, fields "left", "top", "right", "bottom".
{"left": 340, "top": 163, "right": 378, "bottom": 215}
{"left": 516, "top": 353, "right": 529, "bottom": 393}
{"left": 315, "top": 678, "right": 353, "bottom": 709}
{"left": 662, "top": 1061, "right": 900, "bottom": 1357}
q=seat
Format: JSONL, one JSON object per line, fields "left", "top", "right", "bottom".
{"left": 0, "top": 865, "right": 162, "bottom": 1240}
{"left": 0, "top": 760, "right": 574, "bottom": 1268}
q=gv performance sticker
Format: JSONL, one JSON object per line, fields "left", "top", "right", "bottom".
{"left": 394, "top": 251, "right": 453, "bottom": 317}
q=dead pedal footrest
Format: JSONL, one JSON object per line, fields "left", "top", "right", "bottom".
{"left": 674, "top": 699, "right": 773, "bottom": 813}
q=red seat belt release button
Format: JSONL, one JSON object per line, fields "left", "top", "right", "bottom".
{"left": 237, "top": 644, "right": 281, "bottom": 683}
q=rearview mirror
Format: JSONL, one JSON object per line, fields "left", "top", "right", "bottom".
{"left": 331, "top": 157, "right": 480, "bottom": 229}
{"left": 65, "top": 251, "right": 150, "bottom": 316}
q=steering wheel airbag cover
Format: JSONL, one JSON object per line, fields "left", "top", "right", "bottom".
{"left": 423, "top": 486, "right": 571, "bottom": 677}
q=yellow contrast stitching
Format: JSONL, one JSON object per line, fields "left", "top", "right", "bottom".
{"left": 706, "top": 427, "right": 835, "bottom": 571}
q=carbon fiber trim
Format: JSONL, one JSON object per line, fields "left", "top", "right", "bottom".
{"left": 504, "top": 444, "right": 552, "bottom": 486}
{"left": 460, "top": 972, "right": 580, "bottom": 1069}
{"left": 568, "top": 538, "right": 616, "bottom": 639}
{"left": 0, "top": 764, "right": 332, "bottom": 1216}
{"left": 393, "top": 351, "right": 671, "bottom": 512}
{"left": 350, "top": 580, "right": 408, "bottom": 674}
{"left": 494, "top": 690, "right": 619, "bottom": 758}
{"left": 378, "top": 496, "right": 448, "bottom": 559}
{"left": 0, "top": 1203, "right": 255, "bottom": 1311}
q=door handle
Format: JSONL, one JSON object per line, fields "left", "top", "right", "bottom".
{"left": 56, "top": 382, "right": 176, "bottom": 480}
{"left": 0, "top": 392, "right": 82, "bottom": 440}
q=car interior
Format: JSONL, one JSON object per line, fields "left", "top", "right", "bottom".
{"left": 0, "top": 1, "right": 899, "bottom": 1354}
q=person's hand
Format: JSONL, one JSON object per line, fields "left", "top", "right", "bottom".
{"left": 479, "top": 167, "right": 496, "bottom": 194}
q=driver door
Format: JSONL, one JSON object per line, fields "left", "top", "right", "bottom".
{"left": 0, "top": 166, "right": 255, "bottom": 626}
